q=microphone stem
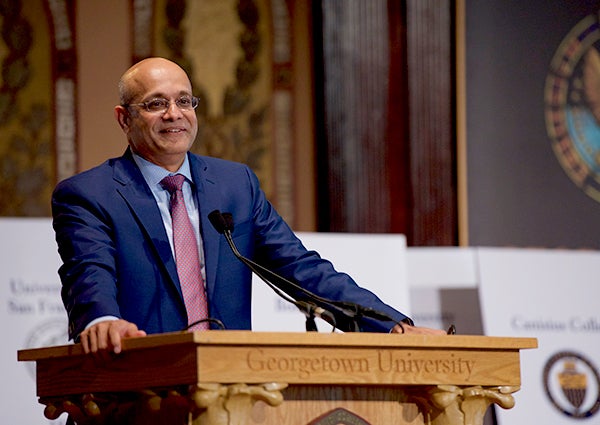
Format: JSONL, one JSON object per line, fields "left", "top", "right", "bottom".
{"left": 221, "top": 226, "right": 371, "bottom": 332}
{"left": 224, "top": 229, "right": 340, "bottom": 332}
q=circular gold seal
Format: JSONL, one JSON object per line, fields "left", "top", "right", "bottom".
{"left": 543, "top": 351, "right": 600, "bottom": 418}
{"left": 545, "top": 13, "right": 600, "bottom": 202}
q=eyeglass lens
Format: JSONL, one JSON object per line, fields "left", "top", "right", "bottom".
{"left": 145, "top": 97, "right": 198, "bottom": 112}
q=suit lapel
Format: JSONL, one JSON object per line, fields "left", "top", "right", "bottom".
{"left": 189, "top": 154, "right": 223, "bottom": 298}
{"left": 112, "top": 152, "right": 182, "bottom": 296}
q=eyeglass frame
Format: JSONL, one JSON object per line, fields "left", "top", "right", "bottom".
{"left": 123, "top": 95, "right": 199, "bottom": 114}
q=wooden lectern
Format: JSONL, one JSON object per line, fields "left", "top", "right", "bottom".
{"left": 18, "top": 331, "right": 537, "bottom": 425}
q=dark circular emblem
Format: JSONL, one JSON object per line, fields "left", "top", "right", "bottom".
{"left": 543, "top": 351, "right": 600, "bottom": 418}
{"left": 545, "top": 13, "right": 600, "bottom": 202}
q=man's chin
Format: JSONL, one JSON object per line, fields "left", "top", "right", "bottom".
{"left": 160, "top": 137, "right": 194, "bottom": 152}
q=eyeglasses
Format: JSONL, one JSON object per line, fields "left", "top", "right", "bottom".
{"left": 124, "top": 96, "right": 199, "bottom": 113}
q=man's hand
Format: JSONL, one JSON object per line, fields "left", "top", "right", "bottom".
{"left": 391, "top": 323, "right": 447, "bottom": 335}
{"left": 79, "top": 319, "right": 146, "bottom": 354}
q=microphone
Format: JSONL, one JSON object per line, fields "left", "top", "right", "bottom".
{"left": 208, "top": 210, "right": 337, "bottom": 331}
{"left": 208, "top": 210, "right": 399, "bottom": 332}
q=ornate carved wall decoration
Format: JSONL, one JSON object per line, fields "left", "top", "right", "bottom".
{"left": 131, "top": 0, "right": 297, "bottom": 223}
{"left": 0, "top": 0, "right": 76, "bottom": 216}
{"left": 0, "top": 0, "right": 77, "bottom": 216}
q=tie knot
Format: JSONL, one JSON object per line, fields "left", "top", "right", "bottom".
{"left": 160, "top": 174, "right": 186, "bottom": 194}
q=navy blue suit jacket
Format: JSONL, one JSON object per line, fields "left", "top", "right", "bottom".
{"left": 52, "top": 149, "right": 409, "bottom": 340}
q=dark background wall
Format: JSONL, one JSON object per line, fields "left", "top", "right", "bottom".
{"left": 466, "top": 0, "right": 600, "bottom": 248}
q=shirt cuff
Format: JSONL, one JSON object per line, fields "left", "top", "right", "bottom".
{"left": 85, "top": 315, "right": 119, "bottom": 330}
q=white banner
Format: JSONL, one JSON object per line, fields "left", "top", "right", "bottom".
{"left": 406, "top": 247, "right": 482, "bottom": 334}
{"left": 252, "top": 232, "right": 409, "bottom": 332}
{"left": 478, "top": 247, "right": 600, "bottom": 424}
{"left": 1, "top": 218, "right": 68, "bottom": 425}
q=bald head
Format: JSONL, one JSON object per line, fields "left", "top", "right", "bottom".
{"left": 118, "top": 57, "right": 192, "bottom": 105}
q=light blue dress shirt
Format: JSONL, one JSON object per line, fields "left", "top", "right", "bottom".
{"left": 132, "top": 153, "right": 206, "bottom": 280}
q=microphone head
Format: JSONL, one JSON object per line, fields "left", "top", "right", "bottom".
{"left": 222, "top": 213, "right": 234, "bottom": 232}
{"left": 208, "top": 210, "right": 227, "bottom": 234}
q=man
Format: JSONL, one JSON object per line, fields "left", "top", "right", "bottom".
{"left": 52, "top": 57, "right": 445, "bottom": 355}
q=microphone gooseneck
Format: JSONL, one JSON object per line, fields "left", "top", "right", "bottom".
{"left": 209, "top": 210, "right": 333, "bottom": 331}
{"left": 209, "top": 209, "right": 399, "bottom": 332}
{"left": 186, "top": 317, "right": 226, "bottom": 331}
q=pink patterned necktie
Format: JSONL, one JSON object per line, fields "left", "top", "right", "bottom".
{"left": 160, "top": 174, "right": 209, "bottom": 331}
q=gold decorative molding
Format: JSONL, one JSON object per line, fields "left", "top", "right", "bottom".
{"left": 39, "top": 383, "right": 518, "bottom": 425}
{"left": 40, "top": 382, "right": 287, "bottom": 425}
{"left": 408, "top": 385, "right": 519, "bottom": 425}
{"left": 191, "top": 382, "right": 287, "bottom": 425}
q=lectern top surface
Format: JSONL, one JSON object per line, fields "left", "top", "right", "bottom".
{"left": 18, "top": 330, "right": 537, "bottom": 362}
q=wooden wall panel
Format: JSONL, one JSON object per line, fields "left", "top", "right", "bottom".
{"left": 315, "top": 0, "right": 457, "bottom": 245}
{"left": 316, "top": 0, "right": 400, "bottom": 233}
{"left": 406, "top": 0, "right": 457, "bottom": 245}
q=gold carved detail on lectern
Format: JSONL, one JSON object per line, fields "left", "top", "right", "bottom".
{"left": 39, "top": 382, "right": 287, "bottom": 425}
{"left": 408, "top": 385, "right": 519, "bottom": 425}
{"left": 190, "top": 382, "right": 288, "bottom": 425}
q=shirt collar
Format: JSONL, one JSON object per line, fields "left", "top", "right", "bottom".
{"left": 132, "top": 153, "right": 193, "bottom": 188}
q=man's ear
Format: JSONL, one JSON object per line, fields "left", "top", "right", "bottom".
{"left": 114, "top": 105, "right": 130, "bottom": 131}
